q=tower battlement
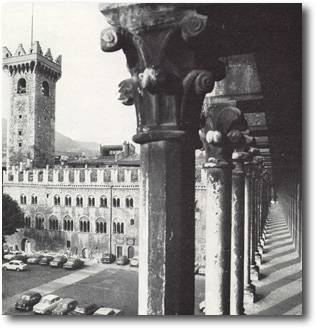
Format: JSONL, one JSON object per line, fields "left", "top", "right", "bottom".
{"left": 3, "top": 42, "right": 61, "bottom": 80}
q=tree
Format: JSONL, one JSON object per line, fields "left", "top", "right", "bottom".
{"left": 2, "top": 193, "right": 25, "bottom": 239}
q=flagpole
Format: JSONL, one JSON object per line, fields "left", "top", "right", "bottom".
{"left": 31, "top": 3, "right": 34, "bottom": 47}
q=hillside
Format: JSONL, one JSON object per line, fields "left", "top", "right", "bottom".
{"left": 2, "top": 118, "right": 100, "bottom": 159}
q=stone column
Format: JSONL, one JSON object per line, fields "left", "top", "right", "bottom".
{"left": 230, "top": 152, "right": 247, "bottom": 315}
{"left": 100, "top": 3, "right": 225, "bottom": 315}
{"left": 243, "top": 161, "right": 256, "bottom": 303}
{"left": 199, "top": 99, "right": 251, "bottom": 314}
{"left": 250, "top": 163, "right": 260, "bottom": 281}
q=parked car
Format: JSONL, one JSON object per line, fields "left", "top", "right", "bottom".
{"left": 52, "top": 298, "right": 78, "bottom": 315}
{"left": 15, "top": 291, "right": 41, "bottom": 311}
{"left": 199, "top": 300, "right": 205, "bottom": 314}
{"left": 27, "top": 255, "right": 44, "bottom": 264}
{"left": 116, "top": 256, "right": 129, "bottom": 266}
{"left": 129, "top": 257, "right": 139, "bottom": 267}
{"left": 100, "top": 253, "right": 116, "bottom": 264}
{"left": 2, "top": 260, "right": 28, "bottom": 271}
{"left": 69, "top": 302, "right": 100, "bottom": 315}
{"left": 33, "top": 294, "right": 63, "bottom": 314}
{"left": 198, "top": 265, "right": 205, "bottom": 276}
{"left": 14, "top": 254, "right": 29, "bottom": 263}
{"left": 93, "top": 307, "right": 123, "bottom": 316}
{"left": 39, "top": 256, "right": 54, "bottom": 266}
{"left": 63, "top": 258, "right": 84, "bottom": 270}
{"left": 4, "top": 250, "right": 23, "bottom": 261}
{"left": 50, "top": 256, "right": 67, "bottom": 268}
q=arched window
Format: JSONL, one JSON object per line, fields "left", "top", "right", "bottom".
{"left": 114, "top": 221, "right": 124, "bottom": 234}
{"left": 31, "top": 195, "right": 38, "bottom": 205}
{"left": 24, "top": 216, "right": 31, "bottom": 228}
{"left": 41, "top": 81, "right": 49, "bottom": 96}
{"left": 100, "top": 196, "right": 107, "bottom": 208}
{"left": 88, "top": 196, "right": 95, "bottom": 207}
{"left": 113, "top": 197, "right": 120, "bottom": 208}
{"left": 35, "top": 214, "right": 44, "bottom": 230}
{"left": 20, "top": 194, "right": 27, "bottom": 205}
{"left": 126, "top": 197, "right": 133, "bottom": 208}
{"left": 96, "top": 218, "right": 107, "bottom": 234}
{"left": 49, "top": 216, "right": 58, "bottom": 231}
{"left": 130, "top": 218, "right": 135, "bottom": 226}
{"left": 80, "top": 217, "right": 90, "bottom": 232}
{"left": 65, "top": 195, "right": 72, "bottom": 206}
{"left": 17, "top": 78, "right": 26, "bottom": 94}
{"left": 54, "top": 195, "right": 60, "bottom": 206}
{"left": 76, "top": 196, "right": 83, "bottom": 207}
{"left": 63, "top": 216, "right": 73, "bottom": 231}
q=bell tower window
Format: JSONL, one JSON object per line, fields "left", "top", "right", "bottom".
{"left": 41, "top": 81, "right": 49, "bottom": 96}
{"left": 17, "top": 78, "right": 26, "bottom": 94}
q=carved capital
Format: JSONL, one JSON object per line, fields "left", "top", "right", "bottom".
{"left": 199, "top": 99, "right": 253, "bottom": 167}
{"left": 100, "top": 3, "right": 225, "bottom": 146}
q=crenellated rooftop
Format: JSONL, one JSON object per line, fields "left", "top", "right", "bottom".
{"left": 2, "top": 166, "right": 207, "bottom": 188}
{"left": 2, "top": 41, "right": 62, "bottom": 80}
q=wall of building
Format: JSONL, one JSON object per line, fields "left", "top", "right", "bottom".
{"left": 3, "top": 166, "right": 207, "bottom": 262}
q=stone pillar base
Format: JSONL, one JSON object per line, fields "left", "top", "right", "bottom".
{"left": 250, "top": 265, "right": 260, "bottom": 281}
{"left": 244, "top": 284, "right": 256, "bottom": 304}
{"left": 255, "top": 252, "right": 262, "bottom": 266}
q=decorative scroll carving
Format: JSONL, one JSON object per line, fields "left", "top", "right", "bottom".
{"left": 100, "top": 4, "right": 225, "bottom": 146}
{"left": 101, "top": 27, "right": 122, "bottom": 52}
{"left": 181, "top": 14, "right": 208, "bottom": 42}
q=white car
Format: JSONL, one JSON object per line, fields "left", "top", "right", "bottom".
{"left": 2, "top": 260, "right": 27, "bottom": 271}
{"left": 33, "top": 294, "right": 63, "bottom": 314}
{"left": 93, "top": 307, "right": 123, "bottom": 316}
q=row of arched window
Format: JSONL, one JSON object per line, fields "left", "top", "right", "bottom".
{"left": 53, "top": 195, "right": 133, "bottom": 208}
{"left": 17, "top": 78, "right": 49, "bottom": 96}
{"left": 24, "top": 215, "right": 135, "bottom": 233}
{"left": 20, "top": 194, "right": 135, "bottom": 208}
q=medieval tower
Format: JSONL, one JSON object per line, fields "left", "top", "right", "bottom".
{"left": 2, "top": 41, "right": 61, "bottom": 168}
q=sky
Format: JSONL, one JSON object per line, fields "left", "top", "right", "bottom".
{"left": 1, "top": 1, "right": 137, "bottom": 146}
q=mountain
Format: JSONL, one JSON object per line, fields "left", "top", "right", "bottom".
{"left": 2, "top": 118, "right": 100, "bottom": 159}
{"left": 55, "top": 131, "right": 99, "bottom": 157}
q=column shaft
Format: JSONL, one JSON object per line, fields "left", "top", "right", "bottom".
{"left": 244, "top": 165, "right": 255, "bottom": 303}
{"left": 205, "top": 164, "right": 232, "bottom": 315}
{"left": 230, "top": 161, "right": 245, "bottom": 315}
{"left": 138, "top": 139, "right": 195, "bottom": 315}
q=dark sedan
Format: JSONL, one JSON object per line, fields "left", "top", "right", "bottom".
{"left": 116, "top": 256, "right": 129, "bottom": 266}
{"left": 63, "top": 258, "right": 84, "bottom": 270}
{"left": 100, "top": 253, "right": 116, "bottom": 264}
{"left": 15, "top": 291, "right": 41, "bottom": 312}
{"left": 69, "top": 302, "right": 100, "bottom": 315}
{"left": 39, "top": 255, "right": 54, "bottom": 266}
{"left": 27, "top": 254, "right": 44, "bottom": 264}
{"left": 50, "top": 256, "right": 68, "bottom": 268}
{"left": 14, "top": 254, "right": 29, "bottom": 263}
